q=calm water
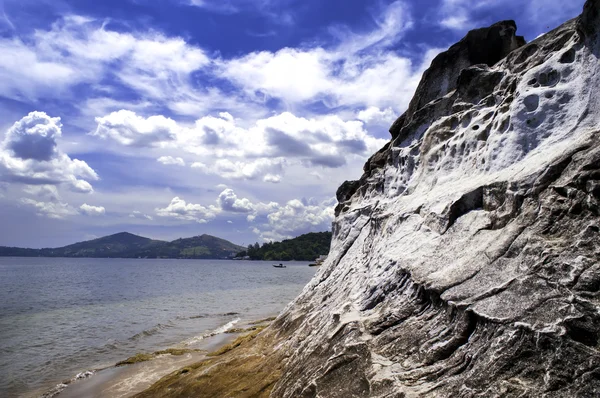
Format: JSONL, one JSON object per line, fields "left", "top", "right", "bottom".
{"left": 0, "top": 257, "right": 317, "bottom": 397}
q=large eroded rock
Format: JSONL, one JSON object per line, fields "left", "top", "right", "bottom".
{"left": 271, "top": 1, "right": 600, "bottom": 397}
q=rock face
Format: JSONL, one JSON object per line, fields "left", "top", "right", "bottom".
{"left": 271, "top": 1, "right": 600, "bottom": 397}
{"left": 389, "top": 20, "right": 526, "bottom": 141}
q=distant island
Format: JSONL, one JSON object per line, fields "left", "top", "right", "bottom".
{"left": 236, "top": 232, "right": 332, "bottom": 261}
{"left": 0, "top": 231, "right": 332, "bottom": 260}
{"left": 0, "top": 232, "right": 245, "bottom": 259}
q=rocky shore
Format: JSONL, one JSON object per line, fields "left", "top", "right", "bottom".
{"left": 42, "top": 320, "right": 272, "bottom": 398}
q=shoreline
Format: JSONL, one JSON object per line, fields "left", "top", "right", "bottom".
{"left": 36, "top": 317, "right": 276, "bottom": 398}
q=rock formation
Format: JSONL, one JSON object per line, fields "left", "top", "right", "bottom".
{"left": 137, "top": 1, "right": 600, "bottom": 397}
{"left": 271, "top": 1, "right": 600, "bottom": 396}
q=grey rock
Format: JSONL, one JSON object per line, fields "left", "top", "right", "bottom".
{"left": 390, "top": 21, "right": 525, "bottom": 141}
{"left": 270, "top": 1, "right": 600, "bottom": 397}
{"left": 335, "top": 180, "right": 361, "bottom": 217}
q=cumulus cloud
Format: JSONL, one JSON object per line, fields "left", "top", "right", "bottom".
{"left": 97, "top": 110, "right": 387, "bottom": 183}
{"left": 21, "top": 198, "right": 78, "bottom": 219}
{"left": 93, "top": 110, "right": 178, "bottom": 147}
{"left": 155, "top": 197, "right": 218, "bottom": 223}
{"left": 263, "top": 174, "right": 281, "bottom": 183}
{"left": 0, "top": 112, "right": 99, "bottom": 193}
{"left": 217, "top": 43, "right": 421, "bottom": 113}
{"left": 247, "top": 112, "right": 386, "bottom": 167}
{"left": 356, "top": 107, "right": 397, "bottom": 125}
{"left": 154, "top": 188, "right": 335, "bottom": 242}
{"left": 79, "top": 203, "right": 106, "bottom": 216}
{"left": 217, "top": 189, "right": 254, "bottom": 213}
{"left": 257, "top": 197, "right": 336, "bottom": 241}
{"left": 157, "top": 156, "right": 185, "bottom": 166}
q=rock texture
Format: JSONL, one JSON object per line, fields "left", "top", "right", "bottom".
{"left": 271, "top": 1, "right": 600, "bottom": 397}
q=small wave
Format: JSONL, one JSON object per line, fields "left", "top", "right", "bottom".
{"left": 184, "top": 312, "right": 240, "bottom": 320}
{"left": 129, "top": 322, "right": 174, "bottom": 341}
{"left": 185, "top": 314, "right": 208, "bottom": 320}
{"left": 221, "top": 312, "right": 240, "bottom": 317}
{"left": 40, "top": 370, "right": 95, "bottom": 398}
{"left": 184, "top": 318, "right": 240, "bottom": 346}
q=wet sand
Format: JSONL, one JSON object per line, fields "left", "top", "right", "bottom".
{"left": 55, "top": 333, "right": 236, "bottom": 398}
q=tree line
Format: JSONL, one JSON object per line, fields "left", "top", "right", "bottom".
{"left": 237, "top": 232, "right": 332, "bottom": 261}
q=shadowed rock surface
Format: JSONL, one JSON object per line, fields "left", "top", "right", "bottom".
{"left": 138, "top": 1, "right": 600, "bottom": 397}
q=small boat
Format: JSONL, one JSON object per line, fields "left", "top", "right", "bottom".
{"left": 272, "top": 263, "right": 286, "bottom": 268}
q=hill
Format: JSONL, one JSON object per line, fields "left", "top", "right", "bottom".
{"left": 0, "top": 232, "right": 245, "bottom": 259}
{"left": 238, "top": 232, "right": 332, "bottom": 261}
{"left": 45, "top": 232, "right": 164, "bottom": 258}
{"left": 135, "top": 234, "right": 246, "bottom": 259}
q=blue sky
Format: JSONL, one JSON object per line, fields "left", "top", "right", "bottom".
{"left": 0, "top": 0, "right": 586, "bottom": 247}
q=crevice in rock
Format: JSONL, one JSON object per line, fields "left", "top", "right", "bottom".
{"left": 445, "top": 187, "right": 484, "bottom": 232}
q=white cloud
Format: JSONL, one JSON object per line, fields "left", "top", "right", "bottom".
{"left": 21, "top": 198, "right": 78, "bottom": 219}
{"left": 0, "top": 2, "right": 434, "bottom": 122}
{"left": 93, "top": 110, "right": 178, "bottom": 147}
{"left": 129, "top": 210, "right": 154, "bottom": 221}
{"left": 152, "top": 188, "right": 334, "bottom": 240}
{"left": 257, "top": 197, "right": 335, "bottom": 241}
{"left": 217, "top": 45, "right": 420, "bottom": 112}
{"left": 79, "top": 203, "right": 106, "bottom": 216}
{"left": 356, "top": 106, "right": 397, "bottom": 125}
{"left": 215, "top": 1, "right": 423, "bottom": 112}
{"left": 155, "top": 196, "right": 218, "bottom": 223}
{"left": 263, "top": 174, "right": 281, "bottom": 183}
{"left": 97, "top": 110, "right": 387, "bottom": 182}
{"left": 0, "top": 16, "right": 210, "bottom": 109}
{"left": 0, "top": 112, "right": 99, "bottom": 193}
{"left": 219, "top": 47, "right": 331, "bottom": 104}
{"left": 440, "top": 14, "right": 471, "bottom": 30}
{"left": 217, "top": 188, "right": 254, "bottom": 213}
{"left": 0, "top": 37, "right": 83, "bottom": 101}
{"left": 157, "top": 156, "right": 185, "bottom": 166}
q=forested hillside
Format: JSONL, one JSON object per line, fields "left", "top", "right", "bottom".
{"left": 237, "top": 232, "right": 332, "bottom": 261}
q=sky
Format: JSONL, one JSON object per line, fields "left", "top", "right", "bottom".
{"left": 0, "top": 0, "right": 586, "bottom": 248}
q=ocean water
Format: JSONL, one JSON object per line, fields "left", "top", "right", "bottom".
{"left": 0, "top": 257, "right": 317, "bottom": 397}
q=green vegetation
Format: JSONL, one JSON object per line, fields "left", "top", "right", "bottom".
{"left": 249, "top": 316, "right": 277, "bottom": 325}
{"left": 236, "top": 232, "right": 332, "bottom": 261}
{"left": 116, "top": 348, "right": 201, "bottom": 366}
{"left": 135, "top": 325, "right": 282, "bottom": 398}
{"left": 207, "top": 326, "right": 267, "bottom": 357}
{"left": 0, "top": 232, "right": 245, "bottom": 259}
{"left": 0, "top": 231, "right": 331, "bottom": 260}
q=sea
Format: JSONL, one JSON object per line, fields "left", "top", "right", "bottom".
{"left": 0, "top": 257, "right": 318, "bottom": 398}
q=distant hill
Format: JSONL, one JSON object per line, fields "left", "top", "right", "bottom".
{"left": 46, "top": 232, "right": 163, "bottom": 258}
{"left": 239, "top": 232, "right": 332, "bottom": 261}
{"left": 0, "top": 232, "right": 245, "bottom": 259}
{"left": 135, "top": 234, "right": 247, "bottom": 259}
